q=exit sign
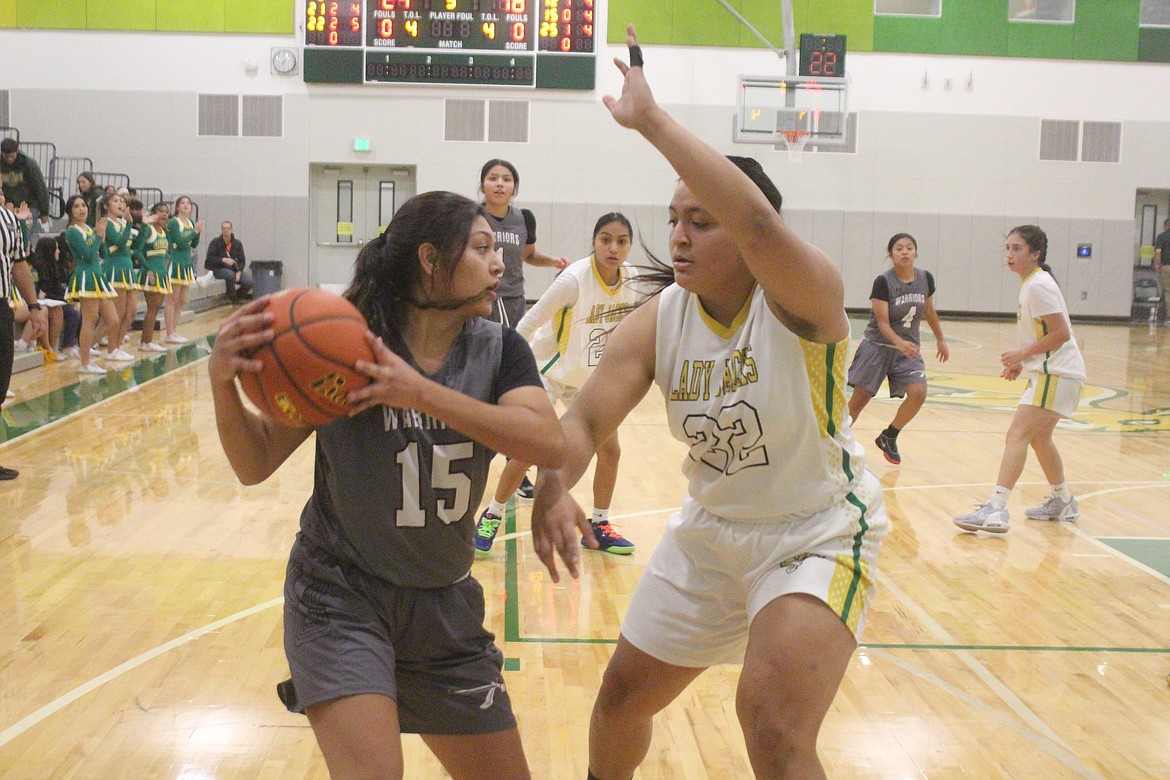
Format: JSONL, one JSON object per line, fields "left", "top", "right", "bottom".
{"left": 353, "top": 138, "right": 370, "bottom": 152}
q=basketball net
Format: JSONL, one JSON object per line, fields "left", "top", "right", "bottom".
{"left": 781, "top": 129, "right": 810, "bottom": 163}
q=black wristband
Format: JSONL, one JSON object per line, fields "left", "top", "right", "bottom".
{"left": 629, "top": 44, "right": 644, "bottom": 68}
{"left": 27, "top": 303, "right": 42, "bottom": 311}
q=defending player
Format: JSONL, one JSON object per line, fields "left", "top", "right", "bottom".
{"left": 532, "top": 27, "right": 888, "bottom": 779}
{"left": 209, "top": 191, "right": 565, "bottom": 779}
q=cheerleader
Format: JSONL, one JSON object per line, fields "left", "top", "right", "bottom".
{"left": 100, "top": 193, "right": 138, "bottom": 361}
{"left": 63, "top": 195, "right": 118, "bottom": 375}
{"left": 135, "top": 201, "right": 172, "bottom": 352}
{"left": 163, "top": 195, "right": 203, "bottom": 344}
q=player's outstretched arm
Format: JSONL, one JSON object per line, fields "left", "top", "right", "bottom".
{"left": 347, "top": 332, "right": 566, "bottom": 469}
{"left": 603, "top": 24, "right": 846, "bottom": 344}
{"left": 209, "top": 299, "right": 313, "bottom": 484}
{"left": 532, "top": 297, "right": 659, "bottom": 581}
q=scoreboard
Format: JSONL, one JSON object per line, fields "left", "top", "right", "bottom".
{"left": 302, "top": 0, "right": 596, "bottom": 88}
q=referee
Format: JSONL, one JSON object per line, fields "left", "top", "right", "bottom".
{"left": 1, "top": 196, "right": 47, "bottom": 480}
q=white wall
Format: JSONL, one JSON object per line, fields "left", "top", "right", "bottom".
{"left": 4, "top": 26, "right": 1168, "bottom": 314}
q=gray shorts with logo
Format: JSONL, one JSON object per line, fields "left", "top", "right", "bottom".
{"left": 846, "top": 338, "right": 927, "bottom": 399}
{"left": 278, "top": 536, "right": 516, "bottom": 735}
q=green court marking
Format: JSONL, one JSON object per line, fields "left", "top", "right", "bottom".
{"left": 503, "top": 657, "right": 520, "bottom": 672}
{"left": 861, "top": 643, "right": 1168, "bottom": 654}
{"left": 1, "top": 336, "right": 215, "bottom": 444}
{"left": 1098, "top": 538, "right": 1170, "bottom": 579}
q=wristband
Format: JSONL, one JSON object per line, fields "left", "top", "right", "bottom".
{"left": 28, "top": 303, "right": 42, "bottom": 311}
{"left": 629, "top": 44, "right": 644, "bottom": 68}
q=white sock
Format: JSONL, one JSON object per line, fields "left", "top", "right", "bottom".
{"left": 1052, "top": 483, "right": 1071, "bottom": 502}
{"left": 988, "top": 486, "right": 1012, "bottom": 509}
{"left": 487, "top": 499, "right": 507, "bottom": 517}
{"left": 591, "top": 508, "right": 609, "bottom": 526}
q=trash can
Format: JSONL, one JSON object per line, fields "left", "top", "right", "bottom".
{"left": 252, "top": 260, "right": 283, "bottom": 297}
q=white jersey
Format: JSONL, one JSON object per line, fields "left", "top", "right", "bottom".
{"left": 520, "top": 254, "right": 639, "bottom": 389}
{"left": 1017, "top": 269, "right": 1086, "bottom": 380}
{"left": 654, "top": 284, "right": 868, "bottom": 522}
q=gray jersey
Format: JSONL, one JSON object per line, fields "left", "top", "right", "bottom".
{"left": 298, "top": 320, "right": 541, "bottom": 588}
{"left": 483, "top": 205, "right": 534, "bottom": 300}
{"left": 862, "top": 268, "right": 935, "bottom": 347}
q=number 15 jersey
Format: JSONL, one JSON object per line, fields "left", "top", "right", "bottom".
{"left": 654, "top": 284, "right": 867, "bottom": 522}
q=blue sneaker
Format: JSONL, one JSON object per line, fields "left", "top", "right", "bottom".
{"left": 475, "top": 510, "right": 502, "bottom": 556}
{"left": 584, "top": 521, "right": 635, "bottom": 555}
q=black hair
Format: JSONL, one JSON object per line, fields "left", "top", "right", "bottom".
{"left": 150, "top": 201, "right": 169, "bottom": 215}
{"left": 478, "top": 159, "right": 520, "bottom": 196}
{"left": 344, "top": 191, "right": 488, "bottom": 338}
{"left": 887, "top": 232, "right": 917, "bottom": 254}
{"left": 63, "top": 194, "right": 88, "bottom": 222}
{"left": 173, "top": 195, "right": 192, "bottom": 213}
{"left": 0, "top": 138, "right": 18, "bottom": 154}
{"left": 77, "top": 171, "right": 96, "bottom": 192}
{"left": 592, "top": 212, "right": 633, "bottom": 241}
{"left": 726, "top": 156, "right": 783, "bottom": 212}
{"left": 127, "top": 199, "right": 144, "bottom": 212}
{"left": 1008, "top": 224, "right": 1053, "bottom": 276}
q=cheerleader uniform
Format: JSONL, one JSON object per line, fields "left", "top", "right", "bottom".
{"left": 64, "top": 223, "right": 117, "bottom": 300}
{"left": 103, "top": 216, "right": 138, "bottom": 290}
{"left": 136, "top": 224, "right": 172, "bottom": 295}
{"left": 165, "top": 216, "right": 200, "bottom": 287}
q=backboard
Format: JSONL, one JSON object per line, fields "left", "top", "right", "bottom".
{"left": 734, "top": 75, "right": 848, "bottom": 146}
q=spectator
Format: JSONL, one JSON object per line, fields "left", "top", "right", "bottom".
{"left": 203, "top": 220, "right": 253, "bottom": 302}
{"left": 0, "top": 138, "right": 52, "bottom": 231}
{"left": 31, "top": 236, "right": 80, "bottom": 355}
{"left": 77, "top": 172, "right": 100, "bottom": 227}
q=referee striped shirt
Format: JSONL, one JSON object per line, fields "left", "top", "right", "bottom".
{"left": 0, "top": 206, "right": 27, "bottom": 302}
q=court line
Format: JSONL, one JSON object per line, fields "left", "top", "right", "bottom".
{"left": 0, "top": 596, "right": 284, "bottom": 750}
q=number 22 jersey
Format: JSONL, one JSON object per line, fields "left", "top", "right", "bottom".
{"left": 654, "top": 284, "right": 867, "bottom": 522}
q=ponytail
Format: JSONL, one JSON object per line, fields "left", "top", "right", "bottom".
{"left": 1008, "top": 224, "right": 1055, "bottom": 280}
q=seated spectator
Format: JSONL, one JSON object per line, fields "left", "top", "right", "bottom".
{"left": 203, "top": 220, "right": 253, "bottom": 302}
{"left": 33, "top": 235, "right": 82, "bottom": 357}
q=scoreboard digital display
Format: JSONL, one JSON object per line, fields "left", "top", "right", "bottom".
{"left": 302, "top": 0, "right": 595, "bottom": 87}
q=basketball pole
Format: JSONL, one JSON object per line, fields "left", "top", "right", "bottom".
{"left": 712, "top": 0, "right": 795, "bottom": 74}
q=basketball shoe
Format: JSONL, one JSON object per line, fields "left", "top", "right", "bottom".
{"left": 583, "top": 521, "right": 635, "bottom": 555}
{"left": 474, "top": 510, "right": 502, "bottom": 555}
{"left": 1024, "top": 495, "right": 1080, "bottom": 521}
{"left": 515, "top": 475, "right": 535, "bottom": 500}
{"left": 953, "top": 503, "right": 1010, "bottom": 533}
{"left": 875, "top": 432, "right": 901, "bottom": 465}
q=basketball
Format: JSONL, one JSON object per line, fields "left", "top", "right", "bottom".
{"left": 238, "top": 287, "right": 376, "bottom": 427}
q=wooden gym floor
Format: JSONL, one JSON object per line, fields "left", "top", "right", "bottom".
{"left": 1, "top": 307, "right": 1168, "bottom": 779}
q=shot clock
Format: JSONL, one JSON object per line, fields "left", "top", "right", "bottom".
{"left": 798, "top": 33, "right": 846, "bottom": 78}
{"left": 302, "top": 0, "right": 596, "bottom": 88}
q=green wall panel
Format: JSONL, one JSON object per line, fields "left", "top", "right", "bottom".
{"left": 800, "top": 0, "right": 872, "bottom": 53}
{"left": 155, "top": 0, "right": 225, "bottom": 32}
{"left": 672, "top": 1, "right": 739, "bottom": 47}
{"left": 1139, "top": 27, "right": 1170, "bottom": 63}
{"left": 1071, "top": 0, "right": 1139, "bottom": 61}
{"left": 0, "top": 0, "right": 16, "bottom": 27}
{"left": 608, "top": 0, "right": 672, "bottom": 45}
{"left": 87, "top": 0, "right": 154, "bottom": 30}
{"left": 939, "top": 3, "right": 1007, "bottom": 57}
{"left": 736, "top": 0, "right": 784, "bottom": 50}
{"left": 18, "top": 0, "right": 86, "bottom": 28}
{"left": 226, "top": 0, "right": 291, "bottom": 34}
{"left": 874, "top": 15, "right": 943, "bottom": 54}
{"left": 1007, "top": 17, "right": 1075, "bottom": 59}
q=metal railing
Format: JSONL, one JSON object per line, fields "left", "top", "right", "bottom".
{"left": 0, "top": 126, "right": 18, "bottom": 141}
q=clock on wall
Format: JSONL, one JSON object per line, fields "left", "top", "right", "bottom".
{"left": 271, "top": 47, "right": 300, "bottom": 76}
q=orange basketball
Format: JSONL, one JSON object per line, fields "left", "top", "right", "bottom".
{"left": 238, "top": 287, "right": 376, "bottom": 428}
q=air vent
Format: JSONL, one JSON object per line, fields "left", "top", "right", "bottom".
{"left": 445, "top": 99, "right": 486, "bottom": 142}
{"left": 488, "top": 100, "right": 529, "bottom": 143}
{"left": 1039, "top": 119, "right": 1079, "bottom": 161}
{"left": 242, "top": 95, "right": 283, "bottom": 138}
{"left": 198, "top": 94, "right": 239, "bottom": 137}
{"left": 1081, "top": 121, "right": 1121, "bottom": 163}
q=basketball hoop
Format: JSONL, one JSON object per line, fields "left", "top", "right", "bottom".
{"left": 781, "top": 130, "right": 810, "bottom": 162}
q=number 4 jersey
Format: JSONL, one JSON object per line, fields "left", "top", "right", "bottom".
{"left": 297, "top": 319, "right": 542, "bottom": 588}
{"left": 862, "top": 267, "right": 935, "bottom": 347}
{"left": 654, "top": 284, "right": 867, "bottom": 522}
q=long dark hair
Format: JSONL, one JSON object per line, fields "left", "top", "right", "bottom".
{"left": 345, "top": 191, "right": 488, "bottom": 338}
{"left": 63, "top": 194, "right": 88, "bottom": 224}
{"left": 1009, "top": 224, "right": 1054, "bottom": 276}
{"left": 631, "top": 155, "right": 785, "bottom": 300}
{"left": 478, "top": 158, "right": 520, "bottom": 197}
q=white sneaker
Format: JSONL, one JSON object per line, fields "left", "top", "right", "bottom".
{"left": 954, "top": 503, "right": 1010, "bottom": 534}
{"left": 195, "top": 270, "right": 215, "bottom": 289}
{"left": 78, "top": 363, "right": 107, "bottom": 375}
{"left": 89, "top": 347, "right": 101, "bottom": 357}
{"left": 123, "top": 334, "right": 130, "bottom": 344}
{"left": 140, "top": 341, "right": 167, "bottom": 353}
{"left": 62, "top": 346, "right": 81, "bottom": 360}
{"left": 98, "top": 337, "right": 109, "bottom": 346}
{"left": 5, "top": 389, "right": 14, "bottom": 399}
{"left": 1024, "top": 495, "right": 1080, "bottom": 521}
{"left": 165, "top": 333, "right": 189, "bottom": 344}
{"left": 106, "top": 348, "right": 135, "bottom": 362}
{"left": 13, "top": 339, "right": 30, "bottom": 353}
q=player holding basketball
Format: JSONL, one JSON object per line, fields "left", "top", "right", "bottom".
{"left": 954, "top": 224, "right": 1085, "bottom": 533}
{"left": 208, "top": 190, "right": 566, "bottom": 780}
{"left": 532, "top": 26, "right": 888, "bottom": 780}
{"left": 846, "top": 232, "right": 949, "bottom": 464}
{"left": 475, "top": 212, "right": 641, "bottom": 556}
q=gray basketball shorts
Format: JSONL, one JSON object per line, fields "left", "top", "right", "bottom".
{"left": 278, "top": 537, "right": 516, "bottom": 735}
{"left": 846, "top": 338, "right": 927, "bottom": 399}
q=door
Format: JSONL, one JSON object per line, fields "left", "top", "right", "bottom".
{"left": 309, "top": 164, "right": 416, "bottom": 288}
